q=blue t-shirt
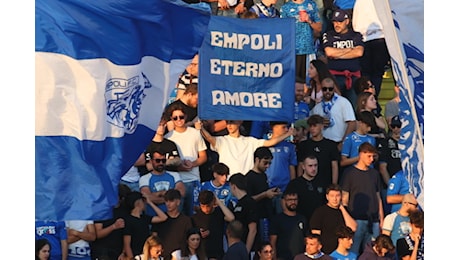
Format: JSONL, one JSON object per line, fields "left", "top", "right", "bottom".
{"left": 35, "top": 220, "right": 68, "bottom": 260}
{"left": 266, "top": 141, "right": 298, "bottom": 191}
{"left": 329, "top": 250, "right": 358, "bottom": 260}
{"left": 199, "top": 180, "right": 235, "bottom": 207}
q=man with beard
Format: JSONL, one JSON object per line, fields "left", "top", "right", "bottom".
{"left": 139, "top": 148, "right": 186, "bottom": 216}
{"left": 269, "top": 189, "right": 308, "bottom": 260}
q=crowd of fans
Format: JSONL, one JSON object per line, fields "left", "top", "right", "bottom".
{"left": 35, "top": 0, "right": 424, "bottom": 259}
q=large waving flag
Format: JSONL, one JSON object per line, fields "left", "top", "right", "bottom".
{"left": 373, "top": 0, "right": 424, "bottom": 210}
{"left": 36, "top": 0, "right": 211, "bottom": 221}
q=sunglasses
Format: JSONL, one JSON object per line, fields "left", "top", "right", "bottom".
{"left": 153, "top": 158, "right": 167, "bottom": 163}
{"left": 322, "top": 87, "right": 334, "bottom": 92}
{"left": 171, "top": 115, "right": 185, "bottom": 121}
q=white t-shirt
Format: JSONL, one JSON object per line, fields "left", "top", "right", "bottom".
{"left": 165, "top": 127, "right": 207, "bottom": 183}
{"left": 65, "top": 220, "right": 94, "bottom": 259}
{"left": 311, "top": 95, "right": 356, "bottom": 142}
{"left": 212, "top": 135, "right": 266, "bottom": 176}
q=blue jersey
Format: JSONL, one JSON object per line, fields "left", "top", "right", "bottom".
{"left": 35, "top": 220, "right": 68, "bottom": 260}
{"left": 280, "top": 0, "right": 320, "bottom": 55}
{"left": 266, "top": 141, "right": 298, "bottom": 191}
{"left": 200, "top": 181, "right": 235, "bottom": 206}
{"left": 139, "top": 172, "right": 181, "bottom": 215}
{"left": 387, "top": 170, "right": 410, "bottom": 213}
{"left": 341, "top": 131, "right": 376, "bottom": 166}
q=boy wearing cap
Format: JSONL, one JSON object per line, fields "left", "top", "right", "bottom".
{"left": 377, "top": 115, "right": 403, "bottom": 215}
{"left": 322, "top": 9, "right": 364, "bottom": 109}
{"left": 340, "top": 110, "right": 376, "bottom": 169}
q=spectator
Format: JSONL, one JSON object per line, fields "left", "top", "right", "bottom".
{"left": 164, "top": 83, "right": 199, "bottom": 131}
{"left": 355, "top": 91, "right": 386, "bottom": 139}
{"left": 269, "top": 189, "right": 308, "bottom": 260}
{"left": 197, "top": 119, "right": 293, "bottom": 176}
{"left": 329, "top": 225, "right": 357, "bottom": 260}
{"left": 91, "top": 184, "right": 130, "bottom": 260}
{"left": 246, "top": 147, "right": 281, "bottom": 243}
{"left": 139, "top": 148, "right": 185, "bottom": 216}
{"left": 384, "top": 85, "right": 400, "bottom": 129}
{"left": 65, "top": 220, "right": 96, "bottom": 260}
{"left": 134, "top": 234, "right": 164, "bottom": 260}
{"left": 35, "top": 220, "right": 68, "bottom": 260}
{"left": 352, "top": 0, "right": 390, "bottom": 97}
{"left": 386, "top": 170, "right": 411, "bottom": 214}
{"left": 254, "top": 241, "right": 275, "bottom": 260}
{"left": 396, "top": 209, "right": 424, "bottom": 260}
{"left": 223, "top": 220, "right": 250, "bottom": 260}
{"left": 266, "top": 121, "right": 298, "bottom": 213}
{"left": 199, "top": 162, "right": 233, "bottom": 206}
{"left": 164, "top": 104, "right": 208, "bottom": 216}
{"left": 378, "top": 115, "right": 403, "bottom": 215}
{"left": 310, "top": 184, "right": 357, "bottom": 254}
{"left": 122, "top": 191, "right": 168, "bottom": 259}
{"left": 171, "top": 227, "right": 207, "bottom": 260}
{"left": 280, "top": 0, "right": 322, "bottom": 81}
{"left": 249, "top": 0, "right": 280, "bottom": 18}
{"left": 228, "top": 173, "right": 259, "bottom": 255}
{"left": 191, "top": 190, "right": 235, "bottom": 260}
{"left": 322, "top": 9, "right": 364, "bottom": 108}
{"left": 286, "top": 154, "right": 324, "bottom": 230}
{"left": 358, "top": 234, "right": 395, "bottom": 260}
{"left": 293, "top": 234, "right": 333, "bottom": 260}
{"left": 340, "top": 110, "right": 377, "bottom": 170}
{"left": 169, "top": 54, "right": 199, "bottom": 104}
{"left": 36, "top": 239, "right": 51, "bottom": 260}
{"left": 280, "top": 0, "right": 322, "bottom": 82}
{"left": 340, "top": 142, "right": 383, "bottom": 255}
{"left": 306, "top": 60, "right": 340, "bottom": 109}
{"left": 153, "top": 189, "right": 193, "bottom": 260}
{"left": 310, "top": 77, "right": 356, "bottom": 150}
{"left": 382, "top": 193, "right": 418, "bottom": 246}
{"left": 293, "top": 119, "right": 309, "bottom": 147}
{"left": 297, "top": 114, "right": 340, "bottom": 190}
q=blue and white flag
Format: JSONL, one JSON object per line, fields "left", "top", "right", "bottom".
{"left": 198, "top": 16, "right": 296, "bottom": 122}
{"left": 36, "top": 0, "right": 211, "bottom": 221}
{"left": 374, "top": 0, "right": 424, "bottom": 210}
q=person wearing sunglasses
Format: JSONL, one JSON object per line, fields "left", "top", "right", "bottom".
{"left": 139, "top": 147, "right": 186, "bottom": 217}
{"left": 164, "top": 104, "right": 208, "bottom": 217}
{"left": 310, "top": 77, "right": 356, "bottom": 151}
{"left": 382, "top": 193, "right": 419, "bottom": 246}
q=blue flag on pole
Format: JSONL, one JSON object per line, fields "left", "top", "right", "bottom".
{"left": 35, "top": 0, "right": 211, "bottom": 221}
{"left": 198, "top": 16, "right": 296, "bottom": 122}
{"left": 373, "top": 0, "right": 424, "bottom": 210}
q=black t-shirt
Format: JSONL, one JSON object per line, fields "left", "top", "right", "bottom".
{"left": 91, "top": 206, "right": 129, "bottom": 258}
{"left": 269, "top": 213, "right": 308, "bottom": 259}
{"left": 245, "top": 170, "right": 273, "bottom": 219}
{"left": 192, "top": 207, "right": 226, "bottom": 258}
{"left": 309, "top": 205, "right": 347, "bottom": 254}
{"left": 286, "top": 176, "right": 325, "bottom": 227}
{"left": 296, "top": 138, "right": 340, "bottom": 191}
{"left": 378, "top": 136, "right": 402, "bottom": 184}
{"left": 340, "top": 166, "right": 381, "bottom": 221}
{"left": 123, "top": 214, "right": 153, "bottom": 256}
{"left": 228, "top": 195, "right": 259, "bottom": 248}
{"left": 152, "top": 213, "right": 193, "bottom": 260}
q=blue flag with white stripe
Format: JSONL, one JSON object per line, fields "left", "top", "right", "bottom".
{"left": 374, "top": 0, "right": 424, "bottom": 210}
{"left": 35, "top": 0, "right": 211, "bottom": 221}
